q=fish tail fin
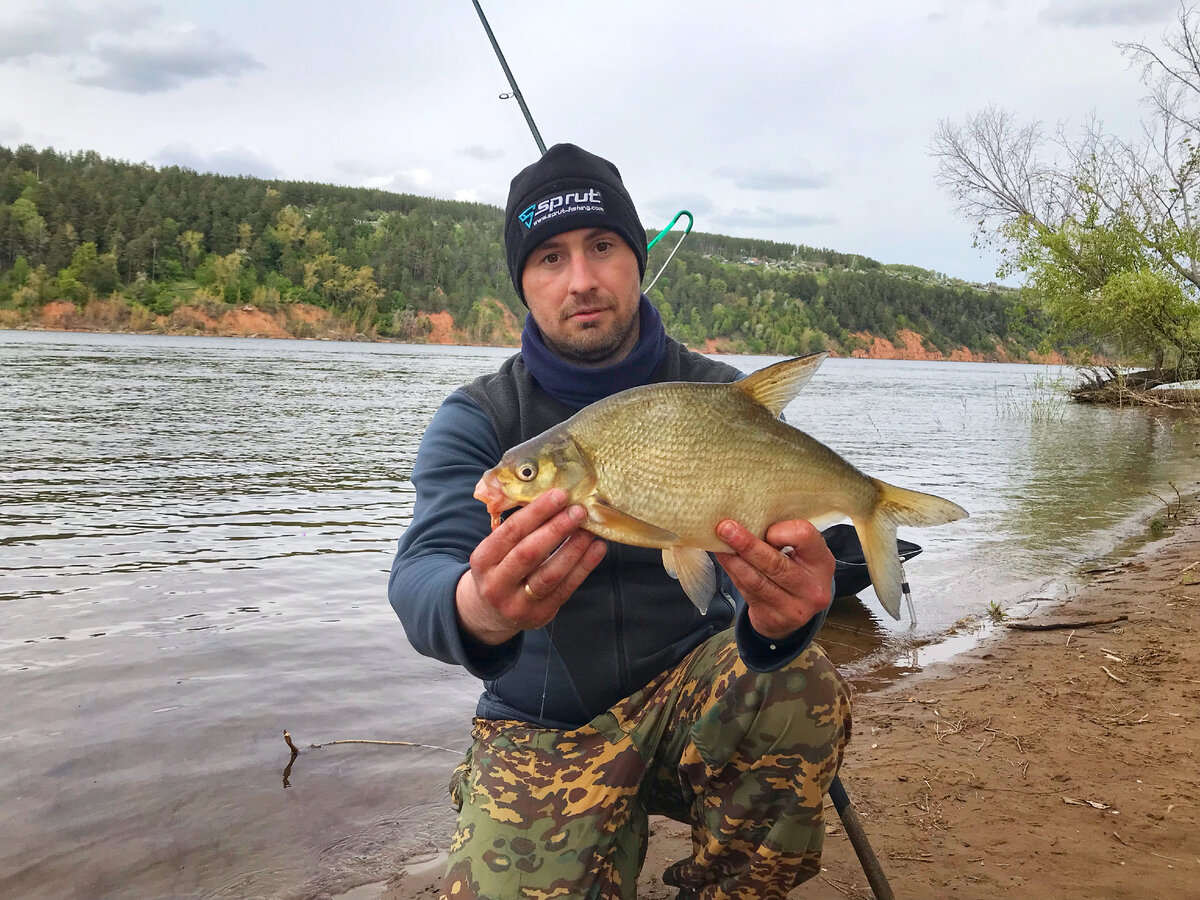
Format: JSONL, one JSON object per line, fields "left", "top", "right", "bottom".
{"left": 854, "top": 479, "right": 968, "bottom": 619}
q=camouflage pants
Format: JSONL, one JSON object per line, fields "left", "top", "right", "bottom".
{"left": 440, "top": 630, "right": 852, "bottom": 900}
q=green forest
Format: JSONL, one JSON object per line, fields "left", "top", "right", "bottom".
{"left": 0, "top": 143, "right": 1062, "bottom": 358}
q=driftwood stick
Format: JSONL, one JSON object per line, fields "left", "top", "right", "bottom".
{"left": 1006, "top": 615, "right": 1128, "bottom": 632}
{"left": 282, "top": 730, "right": 462, "bottom": 756}
{"left": 1100, "top": 666, "right": 1128, "bottom": 684}
{"left": 311, "top": 738, "right": 462, "bottom": 754}
{"left": 282, "top": 731, "right": 301, "bottom": 789}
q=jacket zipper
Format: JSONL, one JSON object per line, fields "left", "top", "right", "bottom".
{"left": 610, "top": 544, "right": 629, "bottom": 697}
{"left": 720, "top": 586, "right": 736, "bottom": 615}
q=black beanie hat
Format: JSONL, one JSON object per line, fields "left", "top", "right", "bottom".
{"left": 504, "top": 143, "right": 647, "bottom": 303}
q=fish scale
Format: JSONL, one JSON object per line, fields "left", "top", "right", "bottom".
{"left": 576, "top": 389, "right": 818, "bottom": 546}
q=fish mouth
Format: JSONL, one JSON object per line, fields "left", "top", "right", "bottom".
{"left": 473, "top": 471, "right": 518, "bottom": 529}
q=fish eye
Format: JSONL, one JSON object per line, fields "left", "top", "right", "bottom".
{"left": 516, "top": 461, "right": 538, "bottom": 482}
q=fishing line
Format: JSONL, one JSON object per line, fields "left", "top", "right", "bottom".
{"left": 538, "top": 617, "right": 556, "bottom": 722}
{"left": 469, "top": 20, "right": 531, "bottom": 160}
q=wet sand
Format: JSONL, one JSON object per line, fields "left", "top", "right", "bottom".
{"left": 354, "top": 508, "right": 1200, "bottom": 899}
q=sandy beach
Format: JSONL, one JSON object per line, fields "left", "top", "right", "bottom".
{"left": 352, "top": 508, "right": 1200, "bottom": 899}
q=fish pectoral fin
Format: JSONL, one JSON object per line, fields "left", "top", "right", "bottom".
{"left": 734, "top": 350, "right": 829, "bottom": 416}
{"left": 667, "top": 546, "right": 717, "bottom": 614}
{"left": 589, "top": 497, "right": 679, "bottom": 544}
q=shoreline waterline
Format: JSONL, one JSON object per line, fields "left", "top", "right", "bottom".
{"left": 2, "top": 321, "right": 1068, "bottom": 364}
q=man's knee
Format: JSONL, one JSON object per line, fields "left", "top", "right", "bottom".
{"left": 693, "top": 644, "right": 851, "bottom": 770}
{"left": 768, "top": 644, "right": 853, "bottom": 749}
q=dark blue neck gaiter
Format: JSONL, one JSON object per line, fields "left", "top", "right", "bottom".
{"left": 521, "top": 295, "right": 667, "bottom": 410}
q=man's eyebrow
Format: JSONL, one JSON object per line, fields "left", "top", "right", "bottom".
{"left": 532, "top": 236, "right": 566, "bottom": 253}
{"left": 532, "top": 228, "right": 619, "bottom": 255}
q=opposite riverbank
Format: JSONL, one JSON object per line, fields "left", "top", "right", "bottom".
{"left": 1, "top": 301, "right": 1070, "bottom": 363}
{"left": 363, "top": 509, "right": 1200, "bottom": 899}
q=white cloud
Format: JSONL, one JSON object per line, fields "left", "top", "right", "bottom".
{"left": 0, "top": 4, "right": 260, "bottom": 93}
{"left": 1038, "top": 0, "right": 1176, "bottom": 28}
{"left": 77, "top": 32, "right": 262, "bottom": 93}
{"left": 154, "top": 142, "right": 279, "bottom": 179}
{"left": 0, "top": 119, "right": 24, "bottom": 143}
{"left": 364, "top": 169, "right": 434, "bottom": 192}
{"left": 641, "top": 194, "right": 717, "bottom": 233}
{"left": 717, "top": 206, "right": 838, "bottom": 230}
{"left": 0, "top": 3, "right": 159, "bottom": 62}
{"left": 334, "top": 159, "right": 385, "bottom": 177}
{"left": 712, "top": 164, "right": 832, "bottom": 191}
{"left": 459, "top": 145, "right": 505, "bottom": 161}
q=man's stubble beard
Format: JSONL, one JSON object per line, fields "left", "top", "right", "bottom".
{"left": 543, "top": 292, "right": 641, "bottom": 364}
{"left": 547, "top": 306, "right": 640, "bottom": 364}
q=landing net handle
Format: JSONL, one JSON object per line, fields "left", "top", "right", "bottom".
{"left": 644, "top": 210, "right": 693, "bottom": 293}
{"left": 830, "top": 775, "right": 896, "bottom": 900}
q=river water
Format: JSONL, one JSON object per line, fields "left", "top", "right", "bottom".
{"left": 2, "top": 330, "right": 1197, "bottom": 899}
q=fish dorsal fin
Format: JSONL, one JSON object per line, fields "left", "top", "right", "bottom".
{"left": 733, "top": 351, "right": 829, "bottom": 416}
{"left": 589, "top": 497, "right": 679, "bottom": 544}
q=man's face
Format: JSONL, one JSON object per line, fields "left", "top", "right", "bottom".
{"left": 521, "top": 227, "right": 641, "bottom": 364}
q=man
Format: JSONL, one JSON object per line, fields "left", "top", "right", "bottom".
{"left": 390, "top": 143, "right": 851, "bottom": 900}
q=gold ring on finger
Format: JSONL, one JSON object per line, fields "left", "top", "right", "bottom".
{"left": 524, "top": 581, "right": 540, "bottom": 600}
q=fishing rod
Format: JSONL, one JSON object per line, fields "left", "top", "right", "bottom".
{"left": 469, "top": 0, "right": 546, "bottom": 155}
{"left": 467, "top": 0, "right": 692, "bottom": 286}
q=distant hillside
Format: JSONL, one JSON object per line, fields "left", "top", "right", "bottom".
{"left": 0, "top": 143, "right": 1068, "bottom": 360}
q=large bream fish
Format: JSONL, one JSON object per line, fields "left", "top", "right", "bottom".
{"left": 473, "top": 352, "right": 967, "bottom": 619}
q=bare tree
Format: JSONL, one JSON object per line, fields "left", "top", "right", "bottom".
{"left": 931, "top": 106, "right": 1081, "bottom": 230}
{"left": 1115, "top": 4, "right": 1200, "bottom": 287}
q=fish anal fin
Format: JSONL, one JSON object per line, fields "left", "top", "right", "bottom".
{"left": 667, "top": 545, "right": 717, "bottom": 614}
{"left": 589, "top": 497, "right": 679, "bottom": 545}
{"left": 733, "top": 351, "right": 829, "bottom": 417}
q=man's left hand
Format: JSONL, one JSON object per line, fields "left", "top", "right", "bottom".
{"left": 714, "top": 519, "right": 834, "bottom": 641}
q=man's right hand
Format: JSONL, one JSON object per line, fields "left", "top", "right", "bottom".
{"left": 455, "top": 488, "right": 608, "bottom": 646}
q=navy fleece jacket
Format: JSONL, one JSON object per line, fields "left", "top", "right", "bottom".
{"left": 389, "top": 298, "right": 828, "bottom": 728}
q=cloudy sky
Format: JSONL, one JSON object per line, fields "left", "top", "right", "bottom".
{"left": 0, "top": 0, "right": 1186, "bottom": 282}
